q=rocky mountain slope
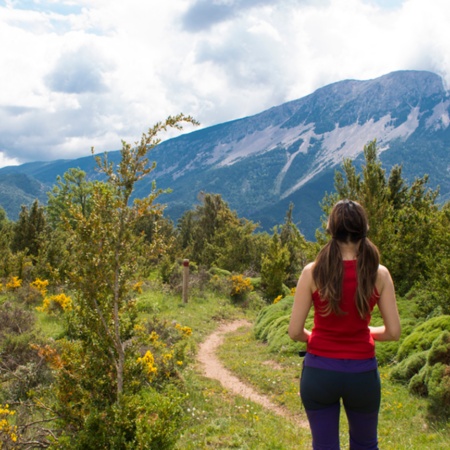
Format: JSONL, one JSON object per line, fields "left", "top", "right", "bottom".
{"left": 1, "top": 70, "right": 449, "bottom": 239}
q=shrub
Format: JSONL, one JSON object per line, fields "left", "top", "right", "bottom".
{"left": 254, "top": 296, "right": 294, "bottom": 342}
{"left": 390, "top": 351, "right": 428, "bottom": 382}
{"left": 396, "top": 315, "right": 450, "bottom": 361}
{"left": 230, "top": 274, "right": 253, "bottom": 302}
{"left": 56, "top": 385, "right": 185, "bottom": 449}
{"left": 391, "top": 328, "right": 450, "bottom": 419}
{"left": 5, "top": 276, "right": 22, "bottom": 290}
{"left": 37, "top": 293, "right": 73, "bottom": 315}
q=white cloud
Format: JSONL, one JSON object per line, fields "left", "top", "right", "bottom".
{"left": 0, "top": 0, "right": 449, "bottom": 167}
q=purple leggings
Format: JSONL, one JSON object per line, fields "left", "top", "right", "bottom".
{"left": 301, "top": 366, "right": 380, "bottom": 449}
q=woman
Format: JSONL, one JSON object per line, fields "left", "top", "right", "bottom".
{"left": 288, "top": 199, "right": 401, "bottom": 450}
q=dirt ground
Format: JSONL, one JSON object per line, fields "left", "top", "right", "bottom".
{"left": 196, "top": 319, "right": 308, "bottom": 428}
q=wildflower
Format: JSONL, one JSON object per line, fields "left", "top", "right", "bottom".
{"left": 175, "top": 323, "right": 192, "bottom": 337}
{"left": 37, "top": 293, "right": 72, "bottom": 314}
{"left": 137, "top": 351, "right": 158, "bottom": 379}
{"left": 6, "top": 276, "right": 21, "bottom": 290}
{"left": 132, "top": 281, "right": 144, "bottom": 294}
{"left": 31, "top": 278, "right": 49, "bottom": 296}
{"left": 230, "top": 274, "right": 253, "bottom": 299}
{"left": 273, "top": 295, "right": 283, "bottom": 304}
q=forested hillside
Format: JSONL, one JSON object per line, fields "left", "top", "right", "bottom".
{"left": 0, "top": 118, "right": 448, "bottom": 448}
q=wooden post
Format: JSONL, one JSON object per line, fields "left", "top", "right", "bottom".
{"left": 182, "top": 259, "right": 189, "bottom": 304}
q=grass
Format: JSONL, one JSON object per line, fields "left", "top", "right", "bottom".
{"left": 137, "top": 284, "right": 449, "bottom": 449}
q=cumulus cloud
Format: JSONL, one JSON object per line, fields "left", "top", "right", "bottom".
{"left": 45, "top": 45, "right": 111, "bottom": 94}
{"left": 0, "top": 0, "right": 450, "bottom": 167}
{"left": 181, "top": 0, "right": 274, "bottom": 32}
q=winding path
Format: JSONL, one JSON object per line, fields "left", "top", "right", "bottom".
{"left": 196, "top": 319, "right": 308, "bottom": 428}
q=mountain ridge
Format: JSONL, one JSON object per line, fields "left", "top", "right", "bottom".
{"left": 1, "top": 70, "right": 449, "bottom": 239}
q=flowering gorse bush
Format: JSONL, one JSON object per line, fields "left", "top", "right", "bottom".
{"left": 273, "top": 295, "right": 283, "bottom": 304}
{"left": 36, "top": 293, "right": 73, "bottom": 315}
{"left": 30, "top": 278, "right": 49, "bottom": 296}
{"left": 6, "top": 276, "right": 21, "bottom": 290}
{"left": 230, "top": 274, "right": 253, "bottom": 301}
{"left": 132, "top": 317, "right": 192, "bottom": 386}
{"left": 137, "top": 350, "right": 158, "bottom": 380}
{"left": 0, "top": 404, "right": 18, "bottom": 445}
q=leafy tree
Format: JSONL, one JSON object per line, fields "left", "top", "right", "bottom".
{"left": 279, "top": 203, "right": 309, "bottom": 287}
{"left": 46, "top": 114, "right": 197, "bottom": 446}
{"left": 47, "top": 167, "right": 95, "bottom": 228}
{"left": 0, "top": 206, "right": 13, "bottom": 277}
{"left": 11, "top": 200, "right": 47, "bottom": 259}
{"left": 260, "top": 230, "right": 289, "bottom": 301}
{"left": 178, "top": 193, "right": 262, "bottom": 273}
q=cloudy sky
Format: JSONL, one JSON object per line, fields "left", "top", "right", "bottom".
{"left": 1, "top": 0, "right": 449, "bottom": 168}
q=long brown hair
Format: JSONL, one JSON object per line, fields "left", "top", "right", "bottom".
{"left": 313, "top": 200, "right": 380, "bottom": 318}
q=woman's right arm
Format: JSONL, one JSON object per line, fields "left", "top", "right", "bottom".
{"left": 369, "top": 265, "right": 401, "bottom": 341}
{"left": 288, "top": 263, "right": 314, "bottom": 342}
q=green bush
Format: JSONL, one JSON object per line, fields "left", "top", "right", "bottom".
{"left": 254, "top": 296, "right": 293, "bottom": 342}
{"left": 390, "top": 351, "right": 428, "bottom": 382}
{"left": 427, "top": 330, "right": 450, "bottom": 365}
{"left": 265, "top": 315, "right": 300, "bottom": 353}
{"left": 53, "top": 386, "right": 185, "bottom": 449}
{"left": 396, "top": 315, "right": 450, "bottom": 361}
{"left": 254, "top": 296, "right": 312, "bottom": 354}
{"left": 391, "top": 327, "right": 450, "bottom": 419}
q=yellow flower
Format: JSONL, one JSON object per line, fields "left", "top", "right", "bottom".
{"left": 31, "top": 278, "right": 49, "bottom": 296}
{"left": 6, "top": 276, "right": 22, "bottom": 290}
{"left": 132, "top": 281, "right": 144, "bottom": 294}
{"left": 175, "top": 323, "right": 192, "bottom": 337}
{"left": 37, "top": 293, "right": 72, "bottom": 314}
{"left": 273, "top": 295, "right": 283, "bottom": 304}
{"left": 137, "top": 351, "right": 158, "bottom": 379}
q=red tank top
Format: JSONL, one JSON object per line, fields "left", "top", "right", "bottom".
{"left": 307, "top": 260, "right": 379, "bottom": 359}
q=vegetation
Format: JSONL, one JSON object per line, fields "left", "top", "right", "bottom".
{"left": 0, "top": 130, "right": 449, "bottom": 449}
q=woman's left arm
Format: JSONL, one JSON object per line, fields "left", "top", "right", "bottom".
{"left": 288, "top": 263, "right": 314, "bottom": 342}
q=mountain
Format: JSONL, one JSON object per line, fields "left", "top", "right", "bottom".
{"left": 1, "top": 70, "right": 449, "bottom": 240}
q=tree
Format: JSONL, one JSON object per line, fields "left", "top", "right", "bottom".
{"left": 47, "top": 167, "right": 95, "bottom": 228}
{"left": 36, "top": 115, "right": 199, "bottom": 449}
{"left": 11, "top": 200, "right": 47, "bottom": 258}
{"left": 178, "top": 193, "right": 261, "bottom": 272}
{"left": 279, "top": 203, "right": 309, "bottom": 287}
{"left": 260, "top": 230, "right": 290, "bottom": 301}
{"left": 63, "top": 114, "right": 197, "bottom": 400}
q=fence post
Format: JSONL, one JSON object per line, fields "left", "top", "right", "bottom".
{"left": 182, "top": 259, "right": 189, "bottom": 304}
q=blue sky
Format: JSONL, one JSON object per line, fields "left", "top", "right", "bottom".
{"left": 0, "top": 0, "right": 449, "bottom": 167}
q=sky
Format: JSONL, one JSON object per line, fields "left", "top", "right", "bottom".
{"left": 1, "top": 0, "right": 450, "bottom": 168}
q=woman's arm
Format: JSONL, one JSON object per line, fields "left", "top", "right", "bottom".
{"left": 288, "top": 263, "right": 314, "bottom": 342}
{"left": 369, "top": 265, "right": 401, "bottom": 341}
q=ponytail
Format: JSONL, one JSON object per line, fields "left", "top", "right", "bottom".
{"left": 313, "top": 238, "right": 344, "bottom": 316}
{"left": 356, "top": 237, "right": 379, "bottom": 318}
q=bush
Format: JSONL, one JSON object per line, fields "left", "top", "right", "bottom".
{"left": 396, "top": 315, "right": 450, "bottom": 361}
{"left": 230, "top": 274, "right": 253, "bottom": 302}
{"left": 254, "top": 295, "right": 310, "bottom": 354}
{"left": 254, "top": 296, "right": 293, "bottom": 342}
{"left": 54, "top": 385, "right": 185, "bottom": 450}
{"left": 390, "top": 351, "right": 428, "bottom": 382}
{"left": 391, "top": 327, "right": 450, "bottom": 419}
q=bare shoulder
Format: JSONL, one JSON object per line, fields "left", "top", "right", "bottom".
{"left": 376, "top": 264, "right": 393, "bottom": 293}
{"left": 303, "top": 262, "right": 315, "bottom": 273}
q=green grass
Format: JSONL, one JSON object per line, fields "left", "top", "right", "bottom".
{"left": 137, "top": 284, "right": 449, "bottom": 449}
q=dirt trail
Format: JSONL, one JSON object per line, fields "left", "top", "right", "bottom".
{"left": 197, "top": 320, "right": 308, "bottom": 428}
